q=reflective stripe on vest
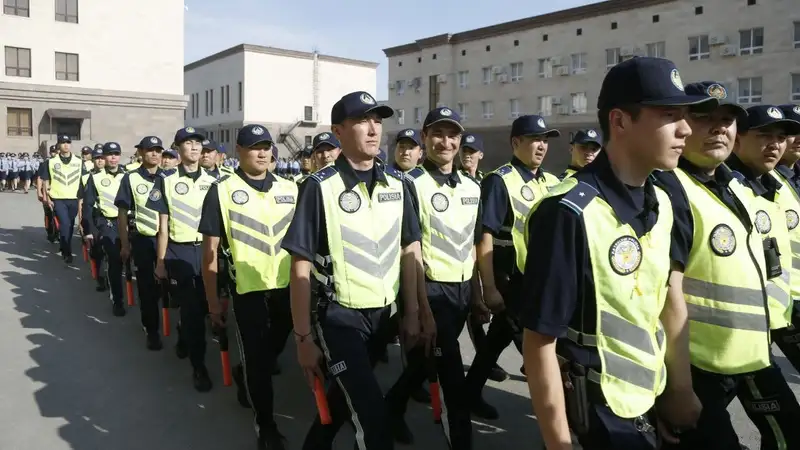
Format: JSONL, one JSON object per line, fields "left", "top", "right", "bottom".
{"left": 217, "top": 173, "right": 296, "bottom": 293}
{"left": 128, "top": 171, "right": 160, "bottom": 236}
{"left": 48, "top": 155, "right": 83, "bottom": 199}
{"left": 772, "top": 169, "right": 800, "bottom": 301}
{"left": 410, "top": 167, "right": 480, "bottom": 282}
{"left": 93, "top": 171, "right": 124, "bottom": 218}
{"left": 674, "top": 169, "right": 771, "bottom": 374}
{"left": 163, "top": 170, "right": 217, "bottom": 242}
{"left": 315, "top": 170, "right": 403, "bottom": 308}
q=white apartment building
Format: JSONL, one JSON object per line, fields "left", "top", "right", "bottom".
{"left": 0, "top": 0, "right": 187, "bottom": 156}
{"left": 183, "top": 44, "right": 379, "bottom": 158}
{"left": 383, "top": 0, "right": 800, "bottom": 170}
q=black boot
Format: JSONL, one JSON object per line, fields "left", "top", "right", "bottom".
{"left": 112, "top": 302, "right": 126, "bottom": 317}
{"left": 192, "top": 366, "right": 213, "bottom": 392}
{"left": 146, "top": 333, "right": 163, "bottom": 351}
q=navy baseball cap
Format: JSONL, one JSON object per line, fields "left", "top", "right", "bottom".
{"left": 49, "top": 145, "right": 56, "bottom": 152}
{"left": 395, "top": 129, "right": 422, "bottom": 146}
{"left": 162, "top": 149, "right": 178, "bottom": 158}
{"left": 237, "top": 124, "right": 273, "bottom": 147}
{"left": 201, "top": 139, "right": 220, "bottom": 152}
{"left": 740, "top": 105, "right": 800, "bottom": 135}
{"left": 461, "top": 133, "right": 484, "bottom": 153}
{"left": 102, "top": 142, "right": 122, "bottom": 155}
{"left": 571, "top": 129, "right": 603, "bottom": 146}
{"left": 299, "top": 145, "right": 313, "bottom": 158}
{"left": 684, "top": 81, "right": 747, "bottom": 121}
{"left": 174, "top": 126, "right": 205, "bottom": 144}
{"left": 423, "top": 107, "right": 464, "bottom": 131}
{"left": 331, "top": 91, "right": 393, "bottom": 124}
{"left": 57, "top": 135, "right": 71, "bottom": 144}
{"left": 598, "top": 57, "right": 718, "bottom": 112}
{"left": 80, "top": 146, "right": 92, "bottom": 154}
{"left": 778, "top": 104, "right": 800, "bottom": 128}
{"left": 136, "top": 136, "right": 164, "bottom": 150}
{"left": 93, "top": 143, "right": 103, "bottom": 151}
{"left": 91, "top": 147, "right": 104, "bottom": 159}
{"left": 313, "top": 132, "right": 340, "bottom": 151}
{"left": 511, "top": 115, "right": 561, "bottom": 138}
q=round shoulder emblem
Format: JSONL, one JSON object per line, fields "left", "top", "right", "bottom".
{"left": 537, "top": 118, "right": 546, "bottom": 128}
{"left": 670, "top": 69, "right": 684, "bottom": 91}
{"left": 338, "top": 190, "right": 361, "bottom": 213}
{"left": 100, "top": 178, "right": 112, "bottom": 187}
{"left": 767, "top": 107, "right": 783, "bottom": 119}
{"left": 709, "top": 224, "right": 736, "bottom": 256}
{"left": 786, "top": 210, "right": 799, "bottom": 231}
{"left": 136, "top": 184, "right": 149, "bottom": 195}
{"left": 231, "top": 190, "right": 249, "bottom": 205}
{"left": 608, "top": 236, "right": 643, "bottom": 276}
{"left": 54, "top": 163, "right": 62, "bottom": 170}
{"left": 754, "top": 210, "right": 772, "bottom": 234}
{"left": 520, "top": 185, "right": 535, "bottom": 202}
{"left": 431, "top": 193, "right": 450, "bottom": 212}
{"left": 148, "top": 189, "right": 162, "bottom": 202}
{"left": 174, "top": 182, "right": 190, "bottom": 195}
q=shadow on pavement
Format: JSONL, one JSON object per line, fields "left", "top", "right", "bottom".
{"left": 0, "top": 224, "right": 541, "bottom": 449}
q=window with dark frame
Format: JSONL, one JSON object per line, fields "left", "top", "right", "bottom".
{"left": 210, "top": 88, "right": 214, "bottom": 115}
{"left": 6, "top": 107, "right": 32, "bottom": 136}
{"left": 205, "top": 90, "right": 209, "bottom": 116}
{"left": 225, "top": 85, "right": 230, "bottom": 113}
{"left": 576, "top": 28, "right": 582, "bottom": 36}
{"left": 55, "top": 0, "right": 78, "bottom": 23}
{"left": 611, "top": 22, "right": 618, "bottom": 29}
{"left": 238, "top": 81, "right": 243, "bottom": 111}
{"left": 3, "top": 0, "right": 29, "bottom": 17}
{"left": 304, "top": 106, "right": 313, "bottom": 121}
{"left": 652, "top": 14, "right": 660, "bottom": 23}
{"left": 461, "top": 50, "right": 466, "bottom": 56}
{"left": 5, "top": 46, "right": 31, "bottom": 77}
{"left": 220, "top": 86, "right": 224, "bottom": 114}
{"left": 543, "top": 34, "right": 548, "bottom": 42}
{"left": 54, "top": 51, "right": 79, "bottom": 81}
{"left": 695, "top": 6, "right": 703, "bottom": 14}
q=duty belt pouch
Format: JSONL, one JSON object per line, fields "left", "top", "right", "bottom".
{"left": 763, "top": 237, "right": 782, "bottom": 279}
{"left": 561, "top": 362, "right": 591, "bottom": 435}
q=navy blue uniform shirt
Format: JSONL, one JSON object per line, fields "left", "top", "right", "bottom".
{"left": 519, "top": 151, "right": 664, "bottom": 368}
{"left": 775, "top": 163, "right": 800, "bottom": 198}
{"left": 198, "top": 168, "right": 276, "bottom": 239}
{"left": 81, "top": 167, "right": 125, "bottom": 234}
{"left": 115, "top": 166, "right": 163, "bottom": 211}
{"left": 145, "top": 165, "right": 206, "bottom": 215}
{"left": 726, "top": 153, "right": 781, "bottom": 201}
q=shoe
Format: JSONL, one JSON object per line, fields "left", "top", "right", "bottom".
{"left": 469, "top": 396, "right": 499, "bottom": 420}
{"left": 64, "top": 254, "right": 73, "bottom": 264}
{"left": 488, "top": 365, "right": 509, "bottom": 382}
{"left": 146, "top": 333, "right": 163, "bottom": 351}
{"left": 389, "top": 412, "right": 414, "bottom": 445}
{"left": 96, "top": 276, "right": 107, "bottom": 292}
{"left": 192, "top": 366, "right": 213, "bottom": 392}
{"left": 411, "top": 386, "right": 431, "bottom": 404}
{"left": 257, "top": 425, "right": 286, "bottom": 450}
{"left": 232, "top": 364, "right": 251, "bottom": 408}
{"left": 112, "top": 302, "right": 126, "bottom": 317}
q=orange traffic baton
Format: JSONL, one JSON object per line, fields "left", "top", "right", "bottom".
{"left": 213, "top": 321, "right": 232, "bottom": 387}
{"left": 88, "top": 241, "right": 98, "bottom": 280}
{"left": 161, "top": 280, "right": 170, "bottom": 337}
{"left": 82, "top": 242, "right": 89, "bottom": 262}
{"left": 124, "top": 260, "right": 135, "bottom": 306}
{"left": 427, "top": 347, "right": 442, "bottom": 423}
{"left": 314, "top": 376, "right": 332, "bottom": 425}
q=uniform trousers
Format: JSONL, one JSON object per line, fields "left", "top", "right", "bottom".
{"left": 771, "top": 303, "right": 800, "bottom": 373}
{"left": 96, "top": 217, "right": 123, "bottom": 303}
{"left": 131, "top": 234, "right": 161, "bottom": 334}
{"left": 165, "top": 242, "right": 207, "bottom": 370}
{"left": 53, "top": 199, "right": 79, "bottom": 255}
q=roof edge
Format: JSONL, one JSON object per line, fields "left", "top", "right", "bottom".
{"left": 185, "top": 43, "right": 379, "bottom": 72}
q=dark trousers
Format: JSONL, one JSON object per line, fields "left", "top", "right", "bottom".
{"left": 576, "top": 403, "right": 657, "bottom": 450}
{"left": 770, "top": 303, "right": 800, "bottom": 373}
{"left": 464, "top": 310, "right": 523, "bottom": 398}
{"left": 742, "top": 362, "right": 800, "bottom": 449}
{"left": 43, "top": 204, "right": 57, "bottom": 240}
{"left": 386, "top": 296, "right": 473, "bottom": 449}
{"left": 96, "top": 218, "right": 123, "bottom": 303}
{"left": 132, "top": 235, "right": 160, "bottom": 334}
{"left": 232, "top": 288, "right": 292, "bottom": 433}
{"left": 165, "top": 243, "right": 207, "bottom": 370}
{"left": 302, "top": 302, "right": 396, "bottom": 450}
{"left": 52, "top": 199, "right": 78, "bottom": 255}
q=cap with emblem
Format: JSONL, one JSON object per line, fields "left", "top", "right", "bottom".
{"left": 598, "top": 57, "right": 718, "bottom": 112}
{"left": 423, "top": 107, "right": 464, "bottom": 132}
{"left": 174, "top": 127, "right": 206, "bottom": 144}
{"left": 201, "top": 139, "right": 220, "bottom": 152}
{"left": 57, "top": 135, "right": 71, "bottom": 144}
{"left": 102, "top": 142, "right": 122, "bottom": 155}
{"left": 511, "top": 115, "right": 561, "bottom": 138}
{"left": 298, "top": 145, "right": 313, "bottom": 158}
{"left": 740, "top": 105, "right": 800, "bottom": 135}
{"left": 331, "top": 91, "right": 394, "bottom": 125}
{"left": 49, "top": 145, "right": 56, "bottom": 152}
{"left": 93, "top": 143, "right": 104, "bottom": 151}
{"left": 313, "top": 132, "right": 340, "bottom": 151}
{"left": 395, "top": 128, "right": 421, "bottom": 147}
{"left": 237, "top": 124, "right": 273, "bottom": 148}
{"left": 571, "top": 129, "right": 603, "bottom": 147}
{"left": 80, "top": 146, "right": 92, "bottom": 154}
{"left": 162, "top": 149, "right": 178, "bottom": 158}
{"left": 778, "top": 104, "right": 800, "bottom": 128}
{"left": 91, "top": 147, "right": 104, "bottom": 159}
{"left": 461, "top": 133, "right": 484, "bottom": 153}
{"left": 136, "top": 136, "right": 164, "bottom": 150}
{"left": 683, "top": 81, "right": 748, "bottom": 121}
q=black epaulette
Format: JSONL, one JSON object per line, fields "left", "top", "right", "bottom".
{"left": 384, "top": 164, "right": 405, "bottom": 181}
{"left": 730, "top": 170, "right": 746, "bottom": 183}
{"left": 214, "top": 174, "right": 231, "bottom": 185}
{"left": 493, "top": 164, "right": 513, "bottom": 176}
{"left": 405, "top": 167, "right": 424, "bottom": 181}
{"left": 558, "top": 181, "right": 599, "bottom": 216}
{"left": 311, "top": 165, "right": 338, "bottom": 183}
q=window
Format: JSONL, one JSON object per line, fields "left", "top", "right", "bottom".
{"left": 538, "top": 96, "right": 553, "bottom": 117}
{"left": 238, "top": 81, "right": 243, "bottom": 111}
{"left": 194, "top": 93, "right": 199, "bottom": 118}
{"left": 510, "top": 62, "right": 523, "bottom": 82}
{"left": 792, "top": 74, "right": 800, "bottom": 101}
{"left": 417, "top": 57, "right": 421, "bottom": 63}
{"left": 395, "top": 80, "right": 405, "bottom": 95}
{"left": 304, "top": 136, "right": 312, "bottom": 146}
{"left": 461, "top": 50, "right": 466, "bottom": 56}
{"left": 457, "top": 71, "right": 469, "bottom": 88}
{"left": 205, "top": 90, "right": 209, "bottom": 116}
{"left": 739, "top": 27, "right": 764, "bottom": 55}
{"left": 396, "top": 109, "right": 405, "bottom": 125}
{"left": 4, "top": 46, "right": 30, "bottom": 77}
{"left": 6, "top": 107, "right": 32, "bottom": 136}
{"left": 652, "top": 14, "right": 659, "bottom": 23}
{"left": 457, "top": 102, "right": 468, "bottom": 121}
{"left": 55, "top": 0, "right": 78, "bottom": 23}
{"left": 509, "top": 98, "right": 521, "bottom": 119}
{"left": 54, "top": 52, "right": 79, "bottom": 81}
{"left": 220, "top": 86, "right": 224, "bottom": 114}
{"left": 482, "top": 67, "right": 492, "bottom": 84}
{"left": 209, "top": 131, "right": 214, "bottom": 141}
{"left": 3, "top": 0, "right": 29, "bottom": 17}
{"left": 398, "top": 61, "right": 403, "bottom": 67}
{"left": 485, "top": 45, "right": 491, "bottom": 52}
{"left": 695, "top": 6, "right": 703, "bottom": 14}
{"left": 747, "top": 0, "right": 756, "bottom": 5}
{"left": 737, "top": 77, "right": 763, "bottom": 104}
{"left": 414, "top": 107, "right": 423, "bottom": 124}
{"left": 481, "top": 101, "right": 494, "bottom": 119}
{"left": 576, "top": 28, "right": 582, "bottom": 36}
{"left": 646, "top": 41, "right": 666, "bottom": 58}
{"left": 210, "top": 88, "right": 214, "bottom": 115}
{"left": 611, "top": 22, "right": 617, "bottom": 30}
{"left": 543, "top": 34, "right": 548, "bottom": 42}
{"left": 304, "top": 106, "right": 314, "bottom": 121}
{"left": 54, "top": 118, "right": 80, "bottom": 140}
{"left": 538, "top": 58, "right": 553, "bottom": 78}
{"left": 513, "top": 39, "right": 519, "bottom": 47}
{"left": 225, "top": 85, "right": 230, "bottom": 113}
{"left": 571, "top": 53, "right": 587, "bottom": 74}
{"left": 606, "top": 48, "right": 621, "bottom": 69}
{"left": 688, "top": 35, "right": 710, "bottom": 60}
{"left": 571, "top": 92, "right": 588, "bottom": 114}
{"left": 794, "top": 22, "right": 800, "bottom": 49}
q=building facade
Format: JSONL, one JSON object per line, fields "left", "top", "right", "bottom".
{"left": 183, "top": 44, "right": 379, "bottom": 158}
{"left": 1, "top": 0, "right": 186, "bottom": 156}
{"left": 382, "top": 0, "right": 800, "bottom": 171}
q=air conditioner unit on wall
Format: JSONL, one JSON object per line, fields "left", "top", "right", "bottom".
{"left": 492, "top": 66, "right": 504, "bottom": 74}
{"left": 437, "top": 74, "right": 447, "bottom": 83}
{"left": 549, "top": 56, "right": 563, "bottom": 66}
{"left": 497, "top": 73, "right": 509, "bottom": 83}
{"left": 389, "top": 83, "right": 395, "bottom": 90}
{"left": 721, "top": 45, "right": 738, "bottom": 57}
{"left": 709, "top": 34, "right": 728, "bottom": 46}
{"left": 557, "top": 106, "right": 570, "bottom": 115}
{"left": 551, "top": 97, "right": 563, "bottom": 105}
{"left": 620, "top": 46, "right": 636, "bottom": 56}
{"left": 556, "top": 66, "right": 570, "bottom": 76}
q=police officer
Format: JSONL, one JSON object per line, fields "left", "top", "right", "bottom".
{"left": 80, "top": 146, "right": 93, "bottom": 172}
{"left": 37, "top": 145, "right": 58, "bottom": 242}
{"left": 521, "top": 57, "right": 715, "bottom": 450}
{"left": 83, "top": 147, "right": 107, "bottom": 292}
{"left": 282, "top": 90, "right": 431, "bottom": 450}
{"left": 41, "top": 135, "right": 85, "bottom": 263}
{"left": 560, "top": 128, "right": 603, "bottom": 180}
{"left": 82, "top": 142, "right": 127, "bottom": 316}
{"left": 392, "top": 128, "right": 423, "bottom": 172}
{"left": 126, "top": 148, "right": 142, "bottom": 172}
{"left": 161, "top": 147, "right": 179, "bottom": 174}
{"left": 311, "top": 132, "right": 341, "bottom": 171}
{"left": 464, "top": 114, "right": 562, "bottom": 419}
{"left": 116, "top": 136, "right": 167, "bottom": 349}
{"left": 200, "top": 139, "right": 233, "bottom": 178}
{"left": 294, "top": 146, "right": 313, "bottom": 183}
{"left": 199, "top": 124, "right": 295, "bottom": 450}
{"left": 384, "top": 107, "right": 481, "bottom": 448}
{"left": 459, "top": 132, "right": 484, "bottom": 181}
{"left": 147, "top": 127, "right": 217, "bottom": 392}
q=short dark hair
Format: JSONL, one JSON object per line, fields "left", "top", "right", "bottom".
{"left": 598, "top": 104, "right": 643, "bottom": 144}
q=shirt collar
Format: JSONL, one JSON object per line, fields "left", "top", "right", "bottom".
{"left": 422, "top": 158, "right": 460, "bottom": 187}
{"left": 678, "top": 157, "right": 733, "bottom": 187}
{"left": 585, "top": 151, "right": 660, "bottom": 227}
{"left": 137, "top": 165, "right": 162, "bottom": 180}
{"left": 334, "top": 153, "right": 387, "bottom": 191}
{"left": 567, "top": 164, "right": 582, "bottom": 172}
{"left": 177, "top": 164, "right": 203, "bottom": 177}
{"left": 104, "top": 166, "right": 123, "bottom": 176}
{"left": 235, "top": 167, "right": 274, "bottom": 192}
{"left": 725, "top": 153, "right": 775, "bottom": 198}
{"left": 510, "top": 156, "right": 544, "bottom": 183}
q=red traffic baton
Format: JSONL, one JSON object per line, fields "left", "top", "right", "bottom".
{"left": 124, "top": 260, "right": 135, "bottom": 306}
{"left": 161, "top": 280, "right": 171, "bottom": 337}
{"left": 314, "top": 376, "right": 332, "bottom": 425}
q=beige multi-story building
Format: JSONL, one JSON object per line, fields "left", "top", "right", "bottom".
{"left": 184, "top": 44, "right": 379, "bottom": 158}
{"left": 1, "top": 0, "right": 186, "bottom": 156}
{"left": 382, "top": 0, "right": 800, "bottom": 171}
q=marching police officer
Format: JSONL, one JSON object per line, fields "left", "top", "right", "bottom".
{"left": 521, "top": 57, "right": 716, "bottom": 449}
{"left": 161, "top": 147, "right": 179, "bottom": 174}
{"left": 294, "top": 146, "right": 314, "bottom": 183}
{"left": 147, "top": 127, "right": 218, "bottom": 392}
{"left": 82, "top": 142, "right": 127, "bottom": 316}
{"left": 82, "top": 147, "right": 107, "bottom": 292}
{"left": 80, "top": 146, "right": 94, "bottom": 172}
{"left": 200, "top": 139, "right": 233, "bottom": 178}
{"left": 282, "top": 90, "right": 432, "bottom": 450}
{"left": 459, "top": 132, "right": 484, "bottom": 181}
{"left": 311, "top": 132, "right": 341, "bottom": 171}
{"left": 41, "top": 135, "right": 85, "bottom": 263}
{"left": 560, "top": 129, "right": 603, "bottom": 180}
{"left": 37, "top": 145, "right": 58, "bottom": 242}
{"left": 199, "top": 124, "right": 295, "bottom": 450}
{"left": 391, "top": 128, "right": 423, "bottom": 173}
{"left": 116, "top": 136, "right": 167, "bottom": 350}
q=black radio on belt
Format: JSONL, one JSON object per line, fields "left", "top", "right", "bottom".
{"left": 763, "top": 237, "right": 783, "bottom": 279}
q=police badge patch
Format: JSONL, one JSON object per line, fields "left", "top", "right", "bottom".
{"left": 100, "top": 178, "right": 112, "bottom": 187}
{"left": 231, "top": 190, "right": 249, "bottom": 205}
{"left": 136, "top": 184, "right": 149, "bottom": 195}
{"left": 339, "top": 190, "right": 361, "bottom": 213}
{"left": 608, "top": 236, "right": 643, "bottom": 276}
{"left": 148, "top": 189, "right": 162, "bottom": 201}
{"left": 174, "top": 182, "right": 190, "bottom": 195}
{"left": 786, "top": 210, "right": 799, "bottom": 231}
{"left": 709, "top": 224, "right": 736, "bottom": 256}
{"left": 755, "top": 210, "right": 772, "bottom": 234}
{"left": 465, "top": 135, "right": 475, "bottom": 143}
{"left": 520, "top": 185, "right": 535, "bottom": 202}
{"left": 431, "top": 193, "right": 449, "bottom": 212}
{"left": 54, "top": 163, "right": 62, "bottom": 170}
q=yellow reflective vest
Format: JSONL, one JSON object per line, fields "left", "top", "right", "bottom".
{"left": 83, "top": 160, "right": 93, "bottom": 172}
{"left": 127, "top": 170, "right": 161, "bottom": 237}
{"left": 162, "top": 169, "right": 217, "bottom": 242}
{"left": 407, "top": 166, "right": 480, "bottom": 282}
{"left": 48, "top": 154, "right": 83, "bottom": 199}
{"left": 673, "top": 168, "right": 771, "bottom": 374}
{"left": 92, "top": 169, "right": 125, "bottom": 218}
{"left": 217, "top": 173, "right": 297, "bottom": 293}
{"left": 772, "top": 168, "right": 800, "bottom": 302}
{"left": 126, "top": 161, "right": 141, "bottom": 172}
